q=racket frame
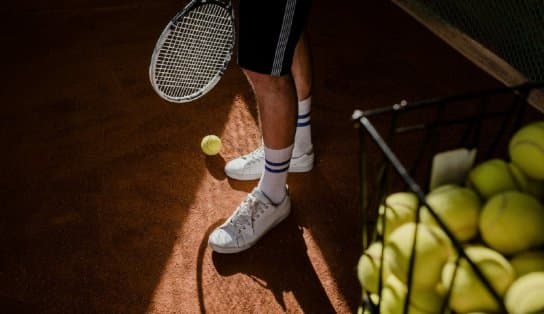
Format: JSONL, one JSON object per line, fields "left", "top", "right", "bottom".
{"left": 149, "top": 0, "right": 235, "bottom": 103}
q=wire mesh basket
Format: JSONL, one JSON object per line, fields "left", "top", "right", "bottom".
{"left": 352, "top": 82, "right": 544, "bottom": 314}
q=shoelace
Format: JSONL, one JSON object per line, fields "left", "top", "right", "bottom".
{"left": 230, "top": 192, "right": 267, "bottom": 233}
{"left": 243, "top": 146, "right": 264, "bottom": 165}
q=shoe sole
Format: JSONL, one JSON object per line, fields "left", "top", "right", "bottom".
{"left": 208, "top": 205, "right": 291, "bottom": 254}
{"left": 225, "top": 155, "right": 314, "bottom": 181}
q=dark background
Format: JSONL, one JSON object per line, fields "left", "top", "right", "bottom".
{"left": 1, "top": 0, "right": 506, "bottom": 313}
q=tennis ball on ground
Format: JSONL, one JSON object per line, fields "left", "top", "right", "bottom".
{"left": 480, "top": 191, "right": 544, "bottom": 255}
{"left": 509, "top": 121, "right": 544, "bottom": 180}
{"left": 377, "top": 192, "right": 419, "bottom": 240}
{"left": 200, "top": 135, "right": 222, "bottom": 155}
{"left": 467, "top": 159, "right": 524, "bottom": 199}
{"left": 384, "top": 223, "right": 452, "bottom": 290}
{"left": 420, "top": 184, "right": 481, "bottom": 242}
{"left": 380, "top": 275, "right": 445, "bottom": 314}
{"left": 510, "top": 250, "right": 544, "bottom": 278}
{"left": 357, "top": 242, "right": 390, "bottom": 294}
{"left": 505, "top": 272, "right": 544, "bottom": 313}
{"left": 442, "top": 245, "right": 514, "bottom": 313}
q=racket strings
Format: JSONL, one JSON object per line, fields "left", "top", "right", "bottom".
{"left": 164, "top": 13, "right": 231, "bottom": 96}
{"left": 155, "top": 7, "right": 231, "bottom": 95}
{"left": 153, "top": 4, "right": 234, "bottom": 99}
{"left": 156, "top": 32, "right": 232, "bottom": 68}
{"left": 158, "top": 20, "right": 217, "bottom": 92}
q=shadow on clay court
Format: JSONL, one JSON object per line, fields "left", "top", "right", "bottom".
{"left": 1, "top": 0, "right": 507, "bottom": 312}
{"left": 210, "top": 216, "right": 337, "bottom": 314}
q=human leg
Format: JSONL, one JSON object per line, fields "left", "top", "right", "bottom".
{"left": 244, "top": 70, "right": 296, "bottom": 204}
{"left": 208, "top": 72, "right": 296, "bottom": 253}
{"left": 291, "top": 32, "right": 314, "bottom": 158}
{"left": 209, "top": 0, "right": 312, "bottom": 253}
{"left": 291, "top": 32, "right": 312, "bottom": 102}
{"left": 224, "top": 32, "right": 314, "bottom": 180}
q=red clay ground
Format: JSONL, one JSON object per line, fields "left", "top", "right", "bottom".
{"left": 1, "top": 0, "right": 501, "bottom": 313}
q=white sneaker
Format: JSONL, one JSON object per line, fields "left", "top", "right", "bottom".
{"left": 208, "top": 187, "right": 291, "bottom": 254}
{"left": 224, "top": 146, "right": 314, "bottom": 181}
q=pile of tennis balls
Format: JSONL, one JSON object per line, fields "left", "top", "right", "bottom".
{"left": 357, "top": 121, "right": 544, "bottom": 314}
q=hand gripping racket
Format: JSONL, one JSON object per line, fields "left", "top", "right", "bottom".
{"left": 149, "top": 0, "right": 235, "bottom": 103}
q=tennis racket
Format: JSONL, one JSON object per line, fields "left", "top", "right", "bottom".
{"left": 149, "top": 0, "right": 235, "bottom": 103}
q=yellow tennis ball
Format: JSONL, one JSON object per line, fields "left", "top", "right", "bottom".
{"left": 508, "top": 162, "right": 530, "bottom": 190}
{"left": 510, "top": 250, "right": 544, "bottom": 278}
{"left": 420, "top": 184, "right": 481, "bottom": 242}
{"left": 357, "top": 242, "right": 390, "bottom": 294}
{"left": 509, "top": 121, "right": 544, "bottom": 180}
{"left": 359, "top": 294, "right": 379, "bottom": 314}
{"left": 442, "top": 245, "right": 514, "bottom": 313}
{"left": 479, "top": 191, "right": 544, "bottom": 254}
{"left": 377, "top": 192, "right": 419, "bottom": 240}
{"left": 467, "top": 159, "right": 523, "bottom": 199}
{"left": 200, "top": 135, "right": 222, "bottom": 155}
{"left": 384, "top": 223, "right": 452, "bottom": 290}
{"left": 505, "top": 272, "right": 544, "bottom": 313}
{"left": 503, "top": 159, "right": 544, "bottom": 200}
{"left": 380, "top": 275, "right": 445, "bottom": 314}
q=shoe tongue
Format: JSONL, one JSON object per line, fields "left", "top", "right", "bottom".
{"left": 252, "top": 188, "right": 272, "bottom": 205}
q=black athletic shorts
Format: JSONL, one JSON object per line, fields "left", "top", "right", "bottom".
{"left": 238, "top": 0, "right": 312, "bottom": 76}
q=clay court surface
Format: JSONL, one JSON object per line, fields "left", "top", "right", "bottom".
{"left": 1, "top": 0, "right": 501, "bottom": 313}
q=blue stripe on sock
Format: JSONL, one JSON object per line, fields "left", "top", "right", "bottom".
{"left": 297, "top": 111, "right": 311, "bottom": 119}
{"left": 265, "top": 165, "right": 290, "bottom": 173}
{"left": 265, "top": 159, "right": 290, "bottom": 167}
{"left": 297, "top": 120, "right": 311, "bottom": 127}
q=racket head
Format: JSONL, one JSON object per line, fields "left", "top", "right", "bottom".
{"left": 149, "top": 0, "right": 235, "bottom": 103}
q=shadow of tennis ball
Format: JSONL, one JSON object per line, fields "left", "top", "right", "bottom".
{"left": 524, "top": 177, "right": 544, "bottom": 200}
{"left": 420, "top": 184, "right": 481, "bottom": 242}
{"left": 509, "top": 121, "right": 544, "bottom": 180}
{"left": 505, "top": 272, "right": 544, "bottom": 313}
{"left": 442, "top": 245, "right": 514, "bottom": 313}
{"left": 510, "top": 250, "right": 544, "bottom": 278}
{"left": 384, "top": 223, "right": 453, "bottom": 291}
{"left": 480, "top": 191, "right": 544, "bottom": 255}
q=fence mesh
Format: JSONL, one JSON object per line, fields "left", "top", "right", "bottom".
{"left": 407, "top": 0, "right": 544, "bottom": 82}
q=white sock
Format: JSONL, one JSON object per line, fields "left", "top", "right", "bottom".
{"left": 293, "top": 96, "right": 313, "bottom": 157}
{"left": 258, "top": 144, "right": 293, "bottom": 204}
